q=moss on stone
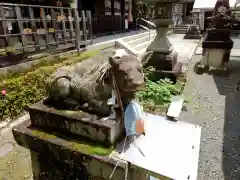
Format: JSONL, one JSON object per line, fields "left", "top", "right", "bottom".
{"left": 30, "top": 129, "right": 113, "bottom": 156}
{"left": 31, "top": 130, "right": 57, "bottom": 140}
{"left": 59, "top": 110, "right": 81, "bottom": 115}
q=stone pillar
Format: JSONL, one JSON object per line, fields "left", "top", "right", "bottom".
{"left": 199, "top": 11, "right": 205, "bottom": 31}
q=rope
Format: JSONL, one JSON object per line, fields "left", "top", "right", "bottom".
{"left": 108, "top": 68, "right": 129, "bottom": 180}
{"left": 110, "top": 68, "right": 124, "bottom": 128}
{"left": 109, "top": 137, "right": 128, "bottom": 180}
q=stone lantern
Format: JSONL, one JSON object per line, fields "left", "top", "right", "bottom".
{"left": 144, "top": 0, "right": 182, "bottom": 79}
{"left": 196, "top": 0, "right": 234, "bottom": 74}
{"left": 184, "top": 10, "right": 202, "bottom": 39}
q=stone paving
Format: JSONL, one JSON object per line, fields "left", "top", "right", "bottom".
{"left": 0, "top": 127, "right": 32, "bottom": 179}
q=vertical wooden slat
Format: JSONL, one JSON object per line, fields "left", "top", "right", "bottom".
{"left": 50, "top": 8, "right": 59, "bottom": 47}
{"left": 86, "top": 10, "right": 93, "bottom": 42}
{"left": 81, "top": 10, "right": 87, "bottom": 42}
{"left": 28, "top": 7, "right": 40, "bottom": 51}
{"left": 111, "top": 0, "right": 114, "bottom": 15}
{"left": 0, "top": 5, "right": 10, "bottom": 47}
{"left": 60, "top": 8, "right": 67, "bottom": 44}
{"left": 15, "top": 6, "right": 27, "bottom": 51}
{"left": 68, "top": 9, "right": 75, "bottom": 44}
{"left": 74, "top": 9, "right": 81, "bottom": 54}
{"left": 40, "top": 8, "right": 49, "bottom": 47}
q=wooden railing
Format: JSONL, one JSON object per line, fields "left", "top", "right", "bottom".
{"left": 0, "top": 3, "right": 93, "bottom": 55}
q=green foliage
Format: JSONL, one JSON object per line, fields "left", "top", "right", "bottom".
{"left": 144, "top": 66, "right": 156, "bottom": 80}
{"left": 137, "top": 66, "right": 181, "bottom": 113}
{"left": 137, "top": 79, "right": 180, "bottom": 104}
{"left": 0, "top": 51, "right": 98, "bottom": 121}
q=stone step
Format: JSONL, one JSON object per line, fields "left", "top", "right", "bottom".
{"left": 174, "top": 24, "right": 188, "bottom": 34}
{"left": 134, "top": 40, "right": 152, "bottom": 51}
{"left": 121, "top": 30, "right": 155, "bottom": 42}
{"left": 174, "top": 29, "right": 187, "bottom": 34}
{"left": 175, "top": 24, "right": 189, "bottom": 28}
{"left": 128, "top": 33, "right": 156, "bottom": 47}
{"left": 174, "top": 27, "right": 188, "bottom": 31}
{"left": 28, "top": 101, "right": 123, "bottom": 147}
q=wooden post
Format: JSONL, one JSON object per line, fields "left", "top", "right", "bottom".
{"left": 28, "top": 7, "right": 40, "bottom": 51}
{"left": 0, "top": 5, "right": 10, "bottom": 47}
{"left": 111, "top": 0, "right": 114, "bottom": 15}
{"left": 81, "top": 10, "right": 87, "bottom": 42}
{"left": 121, "top": 0, "right": 125, "bottom": 15}
{"left": 60, "top": 8, "right": 67, "bottom": 44}
{"left": 68, "top": 9, "right": 75, "bottom": 44}
{"left": 50, "top": 9, "right": 59, "bottom": 47}
{"left": 40, "top": 8, "right": 49, "bottom": 47}
{"left": 86, "top": 10, "right": 93, "bottom": 42}
{"left": 74, "top": 9, "right": 81, "bottom": 55}
{"left": 15, "top": 6, "right": 27, "bottom": 51}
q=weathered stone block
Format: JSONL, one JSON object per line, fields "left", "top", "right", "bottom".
{"left": 29, "top": 101, "right": 123, "bottom": 147}
{"left": 201, "top": 48, "right": 230, "bottom": 68}
{"left": 12, "top": 121, "right": 147, "bottom": 180}
{"left": 145, "top": 51, "right": 182, "bottom": 83}
{"left": 197, "top": 28, "right": 234, "bottom": 74}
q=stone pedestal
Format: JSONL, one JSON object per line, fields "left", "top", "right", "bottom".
{"left": 13, "top": 120, "right": 147, "bottom": 180}
{"left": 196, "top": 29, "right": 233, "bottom": 74}
{"left": 13, "top": 103, "right": 147, "bottom": 180}
{"left": 28, "top": 101, "right": 123, "bottom": 147}
{"left": 146, "top": 18, "right": 182, "bottom": 82}
{"left": 184, "top": 25, "right": 202, "bottom": 39}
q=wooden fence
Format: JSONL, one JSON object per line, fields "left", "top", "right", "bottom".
{"left": 0, "top": 3, "right": 93, "bottom": 55}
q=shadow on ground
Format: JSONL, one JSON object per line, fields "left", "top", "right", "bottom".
{"left": 213, "top": 59, "right": 240, "bottom": 180}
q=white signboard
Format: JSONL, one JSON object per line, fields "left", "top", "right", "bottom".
{"left": 115, "top": 113, "right": 202, "bottom": 180}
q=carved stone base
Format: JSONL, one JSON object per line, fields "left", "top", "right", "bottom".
{"left": 13, "top": 121, "right": 147, "bottom": 180}
{"left": 200, "top": 48, "right": 231, "bottom": 69}
{"left": 184, "top": 24, "right": 202, "bottom": 39}
{"left": 194, "top": 61, "right": 230, "bottom": 76}
{"left": 145, "top": 50, "right": 182, "bottom": 82}
{"left": 146, "top": 50, "right": 178, "bottom": 70}
{"left": 29, "top": 101, "right": 123, "bottom": 147}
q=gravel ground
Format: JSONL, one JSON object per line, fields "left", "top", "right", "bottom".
{"left": 0, "top": 129, "right": 32, "bottom": 180}
{"left": 180, "top": 55, "right": 240, "bottom": 180}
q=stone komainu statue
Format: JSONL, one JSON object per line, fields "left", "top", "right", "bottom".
{"left": 44, "top": 49, "right": 153, "bottom": 117}
{"left": 210, "top": 0, "right": 232, "bottom": 29}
